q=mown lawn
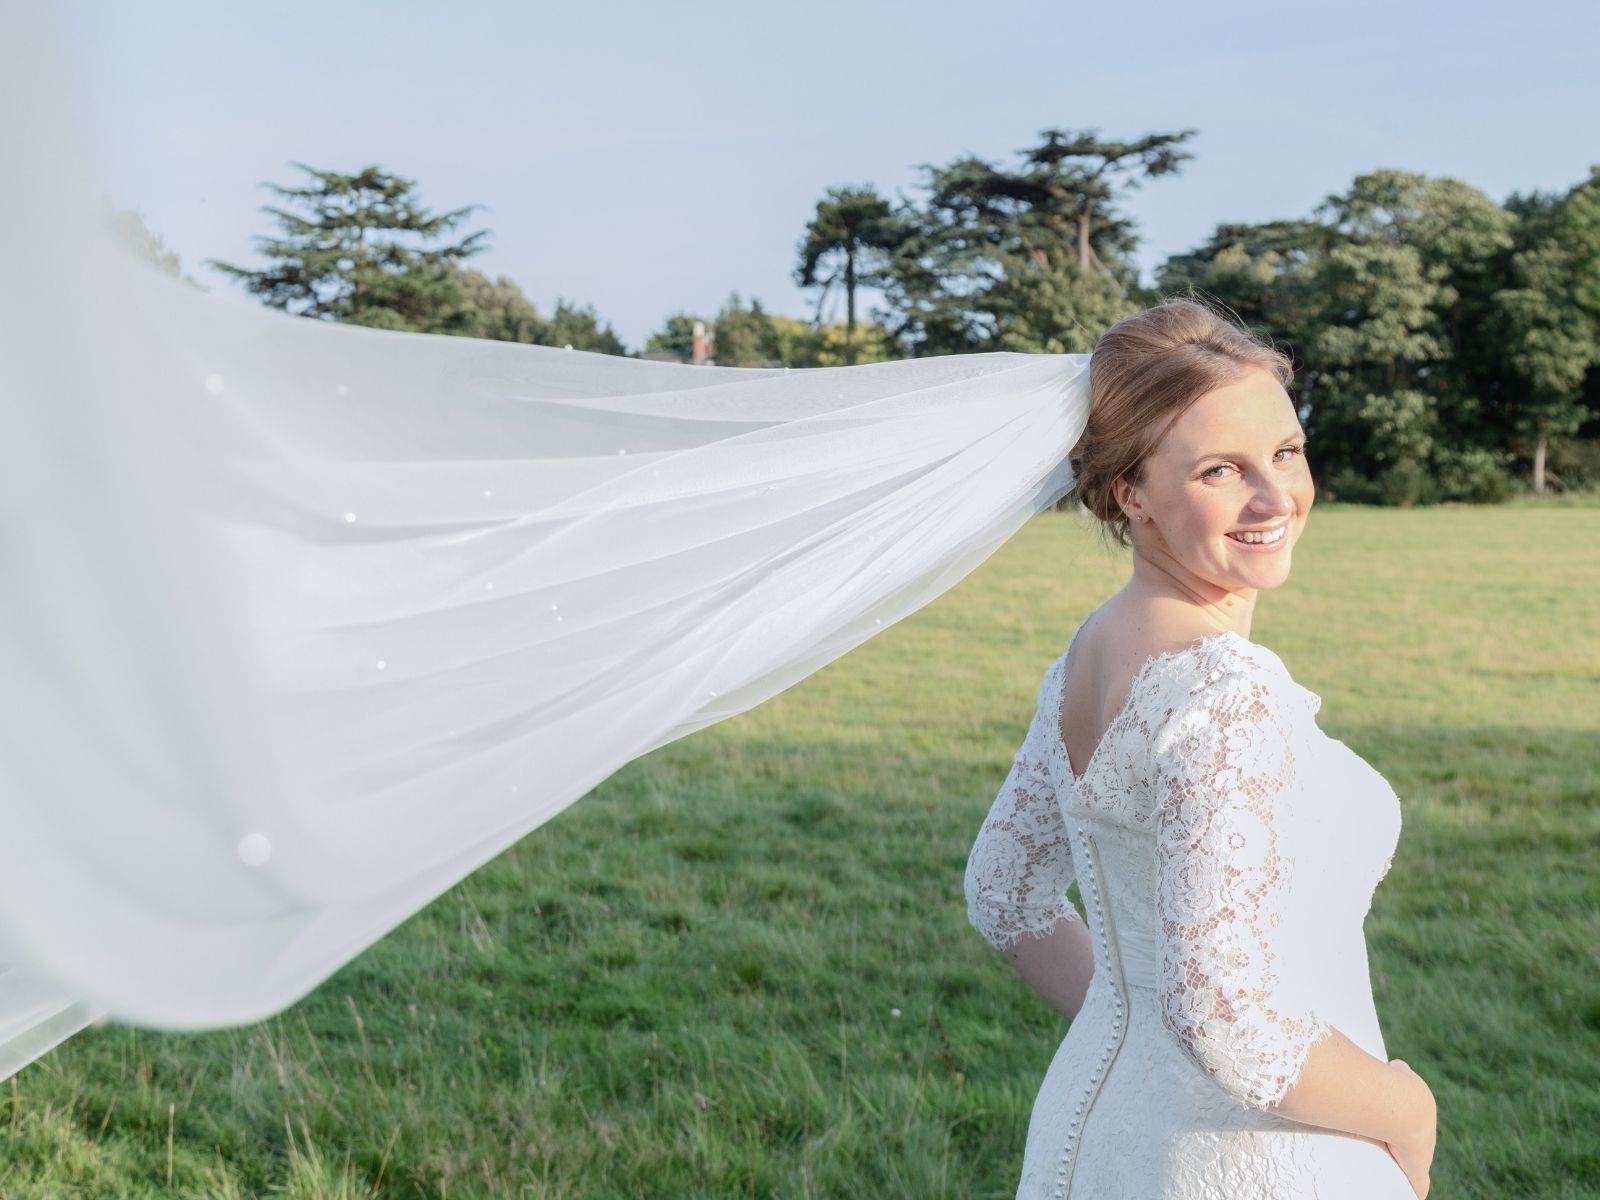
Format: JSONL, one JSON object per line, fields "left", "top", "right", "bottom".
{"left": 4, "top": 499, "right": 1597, "bottom": 1199}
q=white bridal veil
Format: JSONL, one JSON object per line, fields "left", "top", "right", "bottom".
{"left": 0, "top": 3, "right": 1093, "bottom": 1083}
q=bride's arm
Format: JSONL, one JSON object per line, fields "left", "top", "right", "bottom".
{"left": 964, "top": 665, "right": 1089, "bottom": 1018}
{"left": 1151, "top": 667, "right": 1436, "bottom": 1159}
{"left": 989, "top": 912, "right": 1095, "bottom": 1021}
{"left": 1269, "top": 1026, "right": 1436, "bottom": 1150}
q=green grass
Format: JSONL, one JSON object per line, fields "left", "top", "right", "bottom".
{"left": 4, "top": 500, "right": 1597, "bottom": 1199}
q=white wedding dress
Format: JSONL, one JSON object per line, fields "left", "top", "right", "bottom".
{"left": 963, "top": 622, "right": 1414, "bottom": 1199}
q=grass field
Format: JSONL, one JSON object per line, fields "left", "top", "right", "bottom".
{"left": 4, "top": 499, "right": 1598, "bottom": 1199}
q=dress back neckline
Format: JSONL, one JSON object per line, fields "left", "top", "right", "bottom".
{"left": 1051, "top": 622, "right": 1249, "bottom": 788}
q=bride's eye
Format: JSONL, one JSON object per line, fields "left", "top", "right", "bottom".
{"left": 1203, "top": 442, "right": 1306, "bottom": 480}
{"left": 1275, "top": 442, "right": 1307, "bottom": 462}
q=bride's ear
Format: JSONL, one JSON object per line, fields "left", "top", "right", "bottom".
{"left": 1112, "top": 476, "right": 1146, "bottom": 526}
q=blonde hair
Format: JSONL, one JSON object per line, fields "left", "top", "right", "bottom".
{"left": 1068, "top": 295, "right": 1295, "bottom": 548}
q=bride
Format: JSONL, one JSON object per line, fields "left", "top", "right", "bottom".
{"left": 963, "top": 299, "right": 1438, "bottom": 1199}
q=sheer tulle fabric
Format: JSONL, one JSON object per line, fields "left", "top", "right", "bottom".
{"left": 0, "top": 4, "right": 1092, "bottom": 1081}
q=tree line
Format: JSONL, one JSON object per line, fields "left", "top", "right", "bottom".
{"left": 117, "top": 129, "right": 1600, "bottom": 503}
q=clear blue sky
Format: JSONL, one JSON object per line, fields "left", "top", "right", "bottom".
{"left": 61, "top": 0, "right": 1598, "bottom": 352}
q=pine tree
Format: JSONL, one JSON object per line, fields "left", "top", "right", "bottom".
{"left": 878, "top": 128, "right": 1193, "bottom": 356}
{"left": 795, "top": 185, "right": 902, "bottom": 365}
{"left": 206, "top": 162, "right": 490, "bottom": 332}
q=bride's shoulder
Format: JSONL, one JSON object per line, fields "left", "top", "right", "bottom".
{"left": 1151, "top": 630, "right": 1323, "bottom": 736}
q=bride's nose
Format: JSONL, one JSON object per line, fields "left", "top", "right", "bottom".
{"left": 1247, "top": 473, "right": 1295, "bottom": 518}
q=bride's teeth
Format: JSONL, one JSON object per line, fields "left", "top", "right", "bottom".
{"left": 1228, "top": 527, "right": 1285, "bottom": 544}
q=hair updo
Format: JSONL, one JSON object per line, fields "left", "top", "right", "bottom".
{"left": 1067, "top": 295, "right": 1296, "bottom": 548}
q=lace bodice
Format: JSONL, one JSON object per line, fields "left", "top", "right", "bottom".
{"left": 964, "top": 626, "right": 1402, "bottom": 1125}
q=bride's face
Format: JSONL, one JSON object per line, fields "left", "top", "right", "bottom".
{"left": 1115, "top": 366, "right": 1313, "bottom": 594}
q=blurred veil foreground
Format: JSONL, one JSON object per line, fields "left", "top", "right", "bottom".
{"left": 0, "top": 2, "right": 1093, "bottom": 1081}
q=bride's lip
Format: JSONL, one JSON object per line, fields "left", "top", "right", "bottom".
{"left": 1226, "top": 520, "right": 1289, "bottom": 535}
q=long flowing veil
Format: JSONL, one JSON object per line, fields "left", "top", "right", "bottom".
{"left": 0, "top": 2, "right": 1093, "bottom": 1083}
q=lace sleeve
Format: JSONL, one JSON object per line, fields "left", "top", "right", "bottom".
{"left": 963, "top": 667, "right": 1082, "bottom": 952}
{"left": 1152, "top": 667, "right": 1332, "bottom": 1112}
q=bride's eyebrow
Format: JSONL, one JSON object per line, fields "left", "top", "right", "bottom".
{"left": 1189, "top": 432, "right": 1306, "bottom": 469}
